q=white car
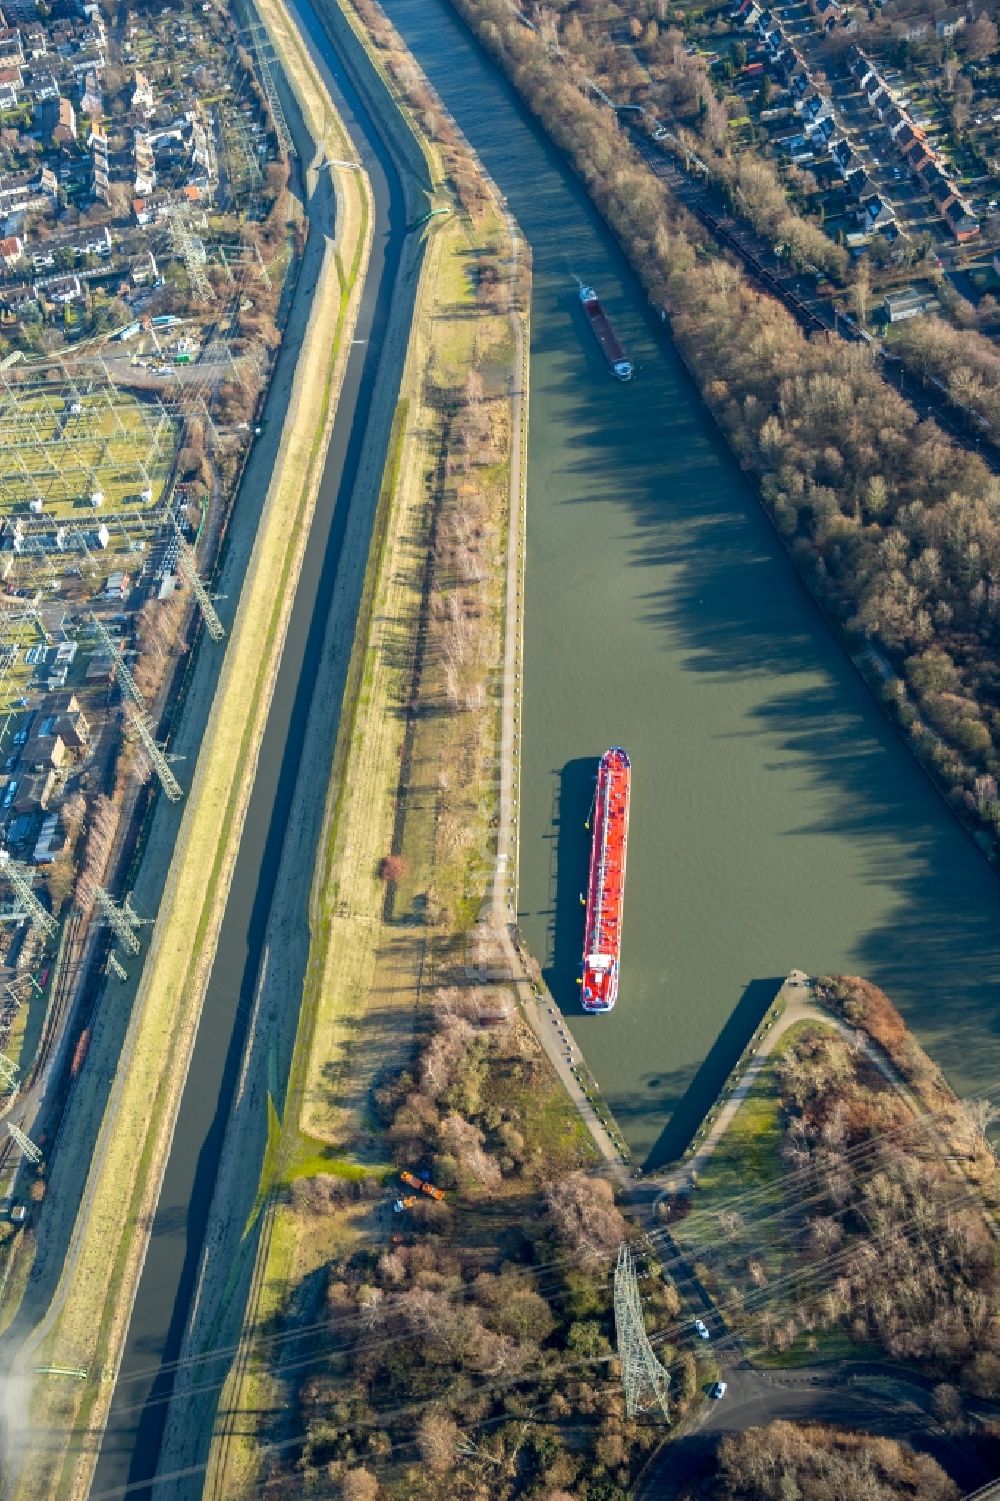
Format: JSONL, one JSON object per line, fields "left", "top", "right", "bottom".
{"left": 710, "top": 1380, "right": 727, "bottom": 1399}
{"left": 693, "top": 1318, "right": 710, "bottom": 1340}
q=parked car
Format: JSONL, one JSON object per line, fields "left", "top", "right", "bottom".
{"left": 693, "top": 1318, "right": 710, "bottom": 1340}
{"left": 710, "top": 1381, "right": 727, "bottom": 1399}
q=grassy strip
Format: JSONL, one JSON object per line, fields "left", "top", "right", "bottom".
{"left": 6, "top": 10, "right": 374, "bottom": 1500}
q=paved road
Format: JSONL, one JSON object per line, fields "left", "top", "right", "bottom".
{"left": 636, "top": 1360, "right": 996, "bottom": 1498}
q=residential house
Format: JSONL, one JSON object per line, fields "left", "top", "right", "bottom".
{"left": 932, "top": 177, "right": 959, "bottom": 212}
{"left": 0, "top": 28, "right": 24, "bottom": 64}
{"left": 31, "top": 69, "right": 58, "bottom": 102}
{"left": 831, "top": 137, "right": 853, "bottom": 174}
{"left": 80, "top": 68, "right": 101, "bottom": 119}
{"left": 905, "top": 137, "right": 933, "bottom": 173}
{"left": 90, "top": 126, "right": 109, "bottom": 203}
{"left": 0, "top": 233, "right": 24, "bottom": 270}
{"left": 884, "top": 105, "right": 909, "bottom": 138}
{"left": 895, "top": 122, "right": 919, "bottom": 155}
{"left": 865, "top": 76, "right": 884, "bottom": 108}
{"left": 945, "top": 197, "right": 980, "bottom": 241}
{"left": 872, "top": 88, "right": 895, "bottom": 119}
{"left": 936, "top": 9, "right": 967, "bottom": 39}
{"left": 862, "top": 193, "right": 896, "bottom": 230}
{"left": 52, "top": 95, "right": 76, "bottom": 145}
{"left": 30, "top": 223, "right": 112, "bottom": 270}
{"left": 882, "top": 220, "right": 911, "bottom": 262}
{"left": 134, "top": 130, "right": 155, "bottom": 196}
{"left": 849, "top": 48, "right": 876, "bottom": 90}
{"left": 47, "top": 691, "right": 90, "bottom": 750}
{"left": 0, "top": 281, "right": 36, "bottom": 315}
{"left": 846, "top": 166, "right": 872, "bottom": 200}
{"left": 130, "top": 247, "right": 157, "bottom": 285}
{"left": 131, "top": 67, "right": 153, "bottom": 115}
{"left": 2, "top": 0, "right": 38, "bottom": 23}
{"left": 0, "top": 172, "right": 38, "bottom": 216}
{"left": 36, "top": 272, "right": 84, "bottom": 303}
{"left": 23, "top": 723, "right": 65, "bottom": 770}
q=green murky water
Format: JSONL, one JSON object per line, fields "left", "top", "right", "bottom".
{"left": 385, "top": 0, "right": 1000, "bottom": 1165}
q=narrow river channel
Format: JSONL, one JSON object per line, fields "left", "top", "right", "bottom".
{"left": 382, "top": 0, "right": 1000, "bottom": 1167}
{"left": 90, "top": 12, "right": 407, "bottom": 1494}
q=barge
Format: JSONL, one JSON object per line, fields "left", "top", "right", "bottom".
{"left": 580, "top": 747, "right": 631, "bottom": 1012}
{"left": 579, "top": 285, "right": 633, "bottom": 381}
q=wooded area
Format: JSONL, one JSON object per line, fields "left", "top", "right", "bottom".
{"left": 450, "top": 0, "right": 1000, "bottom": 853}
{"left": 682, "top": 1421, "right": 961, "bottom": 1501}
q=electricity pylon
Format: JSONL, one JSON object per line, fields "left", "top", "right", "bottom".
{"left": 171, "top": 522, "right": 225, "bottom": 641}
{"left": 107, "top": 952, "right": 128, "bottom": 982}
{"left": 245, "top": 21, "right": 295, "bottom": 157}
{"left": 125, "top": 705, "right": 183, "bottom": 802}
{"left": 92, "top": 886, "right": 145, "bottom": 956}
{"left": 0, "top": 851, "right": 57, "bottom": 939}
{"left": 168, "top": 213, "right": 214, "bottom": 302}
{"left": 89, "top": 613, "right": 146, "bottom": 710}
{"left": 7, "top": 1122, "right": 42, "bottom": 1165}
{"left": 0, "top": 1051, "right": 17, "bottom": 1090}
{"left": 614, "top": 1243, "right": 670, "bottom": 1420}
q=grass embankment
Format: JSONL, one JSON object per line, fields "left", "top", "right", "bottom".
{"left": 200, "top": 3, "right": 571, "bottom": 1491}
{"left": 4, "top": 4, "right": 374, "bottom": 1496}
{"left": 671, "top": 979, "right": 1000, "bottom": 1378}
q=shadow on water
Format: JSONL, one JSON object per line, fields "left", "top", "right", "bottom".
{"left": 641, "top": 975, "right": 783, "bottom": 1172}
{"left": 381, "top": 0, "right": 1000, "bottom": 1159}
{"left": 541, "top": 756, "right": 597, "bottom": 1012}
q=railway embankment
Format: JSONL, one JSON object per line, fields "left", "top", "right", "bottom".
{"left": 0, "top": 1, "right": 373, "bottom": 1494}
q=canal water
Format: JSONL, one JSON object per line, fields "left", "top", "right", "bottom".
{"left": 382, "top": 0, "right": 1000, "bottom": 1166}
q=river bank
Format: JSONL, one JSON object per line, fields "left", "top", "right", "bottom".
{"left": 0, "top": 4, "right": 373, "bottom": 1496}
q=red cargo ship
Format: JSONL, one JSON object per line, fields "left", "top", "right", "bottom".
{"left": 580, "top": 747, "right": 631, "bottom": 1012}
{"left": 579, "top": 285, "right": 633, "bottom": 381}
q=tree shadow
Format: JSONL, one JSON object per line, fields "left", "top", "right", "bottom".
{"left": 642, "top": 975, "right": 784, "bottom": 1172}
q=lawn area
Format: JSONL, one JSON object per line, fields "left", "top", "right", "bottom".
{"left": 673, "top": 1020, "right": 851, "bottom": 1361}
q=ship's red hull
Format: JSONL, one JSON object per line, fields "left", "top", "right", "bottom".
{"left": 581, "top": 748, "right": 630, "bottom": 1012}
